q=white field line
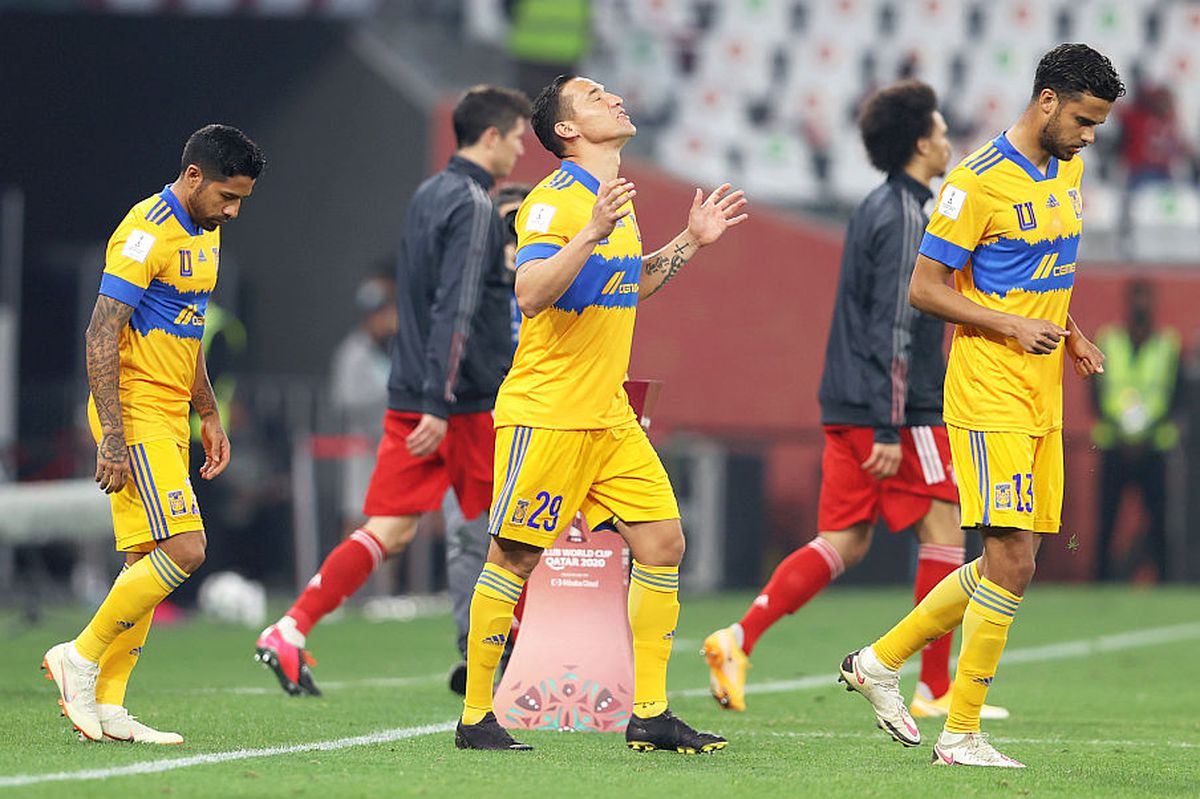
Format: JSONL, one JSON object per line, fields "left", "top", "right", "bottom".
{"left": 0, "top": 722, "right": 455, "bottom": 788}
{"left": 759, "top": 730, "right": 1200, "bottom": 750}
{"left": 4, "top": 621, "right": 1198, "bottom": 787}
{"left": 185, "top": 672, "right": 446, "bottom": 695}
{"left": 673, "top": 621, "right": 1200, "bottom": 699}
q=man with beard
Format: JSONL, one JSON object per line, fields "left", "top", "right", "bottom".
{"left": 839, "top": 44, "right": 1123, "bottom": 768}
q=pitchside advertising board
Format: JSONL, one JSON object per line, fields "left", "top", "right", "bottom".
{"left": 493, "top": 380, "right": 661, "bottom": 733}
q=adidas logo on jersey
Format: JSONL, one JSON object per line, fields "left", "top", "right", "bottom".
{"left": 1046, "top": 194, "right": 1060, "bottom": 208}
{"left": 481, "top": 634, "right": 508, "bottom": 647}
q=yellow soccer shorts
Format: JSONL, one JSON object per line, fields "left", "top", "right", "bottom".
{"left": 947, "top": 424, "right": 1063, "bottom": 533}
{"left": 88, "top": 404, "right": 203, "bottom": 551}
{"left": 488, "top": 418, "right": 680, "bottom": 549}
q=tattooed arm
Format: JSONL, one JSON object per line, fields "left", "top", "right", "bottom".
{"left": 85, "top": 296, "right": 134, "bottom": 494}
{"left": 639, "top": 183, "right": 748, "bottom": 301}
{"left": 640, "top": 235, "right": 700, "bottom": 300}
{"left": 192, "top": 347, "right": 231, "bottom": 480}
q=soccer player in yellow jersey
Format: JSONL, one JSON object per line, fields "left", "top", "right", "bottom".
{"left": 454, "top": 74, "right": 747, "bottom": 752}
{"left": 839, "top": 45, "right": 1123, "bottom": 768}
{"left": 42, "top": 125, "right": 265, "bottom": 744}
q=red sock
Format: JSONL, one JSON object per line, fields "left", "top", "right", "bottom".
{"left": 738, "top": 537, "right": 844, "bottom": 656}
{"left": 914, "top": 543, "right": 965, "bottom": 697}
{"left": 287, "top": 528, "right": 385, "bottom": 636}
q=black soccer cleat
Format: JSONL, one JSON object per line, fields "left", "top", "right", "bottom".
{"left": 625, "top": 708, "right": 728, "bottom": 754}
{"left": 448, "top": 661, "right": 467, "bottom": 696}
{"left": 454, "top": 712, "right": 533, "bottom": 751}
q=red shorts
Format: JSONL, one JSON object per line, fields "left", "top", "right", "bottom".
{"left": 362, "top": 410, "right": 495, "bottom": 520}
{"left": 817, "top": 425, "right": 959, "bottom": 533}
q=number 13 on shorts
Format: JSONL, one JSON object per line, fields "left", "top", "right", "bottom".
{"left": 946, "top": 425, "right": 1064, "bottom": 534}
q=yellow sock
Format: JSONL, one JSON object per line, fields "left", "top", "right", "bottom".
{"left": 75, "top": 549, "right": 187, "bottom": 663}
{"left": 873, "top": 559, "right": 980, "bottom": 670}
{"left": 462, "top": 563, "right": 524, "bottom": 725}
{"left": 946, "top": 577, "right": 1021, "bottom": 733}
{"left": 629, "top": 560, "right": 680, "bottom": 719}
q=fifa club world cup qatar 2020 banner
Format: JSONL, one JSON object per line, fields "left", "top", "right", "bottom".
{"left": 493, "top": 380, "right": 662, "bottom": 734}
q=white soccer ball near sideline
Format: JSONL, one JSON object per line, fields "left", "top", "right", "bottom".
{"left": 197, "top": 571, "right": 267, "bottom": 627}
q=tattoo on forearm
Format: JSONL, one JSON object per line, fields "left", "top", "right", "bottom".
{"left": 85, "top": 296, "right": 133, "bottom": 459}
{"left": 192, "top": 352, "right": 219, "bottom": 419}
{"left": 643, "top": 240, "right": 693, "bottom": 298}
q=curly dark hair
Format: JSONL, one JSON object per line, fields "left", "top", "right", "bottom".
{"left": 857, "top": 80, "right": 939, "bottom": 174}
{"left": 530, "top": 74, "right": 577, "bottom": 158}
{"left": 181, "top": 124, "right": 265, "bottom": 181}
{"left": 452, "top": 85, "right": 532, "bottom": 148}
{"left": 1033, "top": 43, "right": 1125, "bottom": 102}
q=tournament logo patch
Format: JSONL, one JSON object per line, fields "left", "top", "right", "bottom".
{"left": 510, "top": 498, "right": 531, "bottom": 525}
{"left": 937, "top": 184, "right": 967, "bottom": 220}
{"left": 994, "top": 482, "right": 1014, "bottom": 511}
{"left": 167, "top": 490, "right": 187, "bottom": 517}
{"left": 120, "top": 229, "right": 156, "bottom": 264}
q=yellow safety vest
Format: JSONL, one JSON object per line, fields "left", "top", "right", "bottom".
{"left": 508, "top": 0, "right": 591, "bottom": 64}
{"left": 1092, "top": 326, "right": 1180, "bottom": 450}
{"left": 190, "top": 302, "right": 247, "bottom": 441}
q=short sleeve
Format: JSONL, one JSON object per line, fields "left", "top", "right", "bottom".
{"left": 919, "top": 168, "right": 988, "bottom": 270}
{"left": 514, "top": 187, "right": 574, "bottom": 268}
{"left": 99, "top": 215, "right": 164, "bottom": 307}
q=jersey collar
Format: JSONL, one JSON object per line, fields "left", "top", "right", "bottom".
{"left": 160, "top": 184, "right": 203, "bottom": 236}
{"left": 995, "top": 133, "right": 1059, "bottom": 182}
{"left": 558, "top": 160, "right": 601, "bottom": 195}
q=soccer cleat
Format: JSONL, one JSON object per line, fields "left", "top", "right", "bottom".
{"left": 42, "top": 642, "right": 102, "bottom": 742}
{"left": 454, "top": 712, "right": 532, "bottom": 750}
{"left": 910, "top": 681, "right": 1010, "bottom": 720}
{"left": 702, "top": 626, "right": 749, "bottom": 711}
{"left": 931, "top": 730, "right": 1024, "bottom": 767}
{"left": 837, "top": 648, "right": 921, "bottom": 747}
{"left": 98, "top": 704, "right": 184, "bottom": 744}
{"left": 625, "top": 709, "right": 727, "bottom": 754}
{"left": 448, "top": 661, "right": 467, "bottom": 696}
{"left": 254, "top": 624, "right": 321, "bottom": 697}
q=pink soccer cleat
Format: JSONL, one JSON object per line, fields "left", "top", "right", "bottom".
{"left": 254, "top": 624, "right": 321, "bottom": 696}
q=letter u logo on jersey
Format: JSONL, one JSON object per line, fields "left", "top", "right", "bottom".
{"left": 1013, "top": 202, "right": 1037, "bottom": 232}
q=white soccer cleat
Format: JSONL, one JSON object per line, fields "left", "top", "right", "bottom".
{"left": 837, "top": 647, "right": 921, "bottom": 747}
{"left": 98, "top": 704, "right": 184, "bottom": 745}
{"left": 42, "top": 641, "right": 102, "bottom": 741}
{"left": 931, "top": 730, "right": 1024, "bottom": 767}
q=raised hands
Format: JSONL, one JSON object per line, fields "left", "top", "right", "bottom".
{"left": 686, "top": 183, "right": 749, "bottom": 246}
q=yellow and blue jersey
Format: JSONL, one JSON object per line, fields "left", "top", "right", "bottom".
{"left": 494, "top": 161, "right": 641, "bottom": 430}
{"left": 90, "top": 185, "right": 220, "bottom": 444}
{"left": 920, "top": 134, "right": 1085, "bottom": 436}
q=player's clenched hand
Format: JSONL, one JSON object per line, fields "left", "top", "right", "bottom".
{"left": 585, "top": 179, "right": 636, "bottom": 242}
{"left": 95, "top": 431, "right": 131, "bottom": 494}
{"left": 686, "top": 183, "right": 749, "bottom": 246}
{"left": 198, "top": 415, "right": 231, "bottom": 480}
{"left": 862, "top": 442, "right": 902, "bottom": 479}
{"left": 406, "top": 413, "right": 448, "bottom": 458}
{"left": 1067, "top": 331, "right": 1106, "bottom": 377}
{"left": 1011, "top": 317, "right": 1070, "bottom": 355}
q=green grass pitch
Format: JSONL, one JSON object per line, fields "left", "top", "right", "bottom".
{"left": 1, "top": 586, "right": 1198, "bottom": 798}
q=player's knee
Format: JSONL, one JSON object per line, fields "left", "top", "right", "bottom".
{"left": 839, "top": 539, "right": 869, "bottom": 569}
{"left": 365, "top": 517, "right": 418, "bottom": 555}
{"left": 643, "top": 529, "right": 685, "bottom": 567}
{"left": 164, "top": 533, "right": 207, "bottom": 574}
